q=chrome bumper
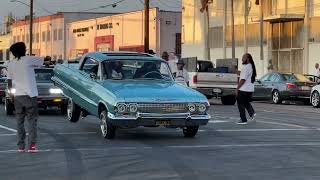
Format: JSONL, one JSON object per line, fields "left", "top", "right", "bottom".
{"left": 107, "top": 112, "right": 210, "bottom": 127}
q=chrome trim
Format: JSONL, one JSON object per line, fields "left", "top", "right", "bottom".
{"left": 107, "top": 112, "right": 210, "bottom": 120}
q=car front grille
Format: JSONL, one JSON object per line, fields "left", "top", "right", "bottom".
{"left": 137, "top": 103, "right": 189, "bottom": 114}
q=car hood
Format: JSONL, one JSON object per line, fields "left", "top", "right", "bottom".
{"left": 100, "top": 80, "right": 206, "bottom": 103}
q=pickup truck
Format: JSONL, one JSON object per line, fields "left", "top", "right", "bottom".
{"left": 52, "top": 52, "right": 210, "bottom": 139}
{"left": 183, "top": 58, "right": 238, "bottom": 105}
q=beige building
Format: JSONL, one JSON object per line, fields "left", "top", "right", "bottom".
{"left": 0, "top": 34, "right": 12, "bottom": 62}
{"left": 182, "top": 0, "right": 320, "bottom": 77}
{"left": 67, "top": 8, "right": 182, "bottom": 59}
{"left": 11, "top": 12, "right": 113, "bottom": 60}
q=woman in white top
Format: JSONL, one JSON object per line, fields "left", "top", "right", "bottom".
{"left": 236, "top": 53, "right": 257, "bottom": 125}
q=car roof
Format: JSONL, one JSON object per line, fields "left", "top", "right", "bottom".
{"left": 84, "top": 51, "right": 164, "bottom": 62}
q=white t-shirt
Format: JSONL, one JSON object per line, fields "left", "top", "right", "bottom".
{"left": 7, "top": 56, "right": 44, "bottom": 97}
{"left": 176, "top": 69, "right": 189, "bottom": 82}
{"left": 111, "top": 70, "right": 123, "bottom": 79}
{"left": 239, "top": 64, "right": 254, "bottom": 92}
{"left": 314, "top": 68, "right": 320, "bottom": 77}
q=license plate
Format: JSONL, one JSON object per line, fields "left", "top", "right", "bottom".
{"left": 301, "top": 86, "right": 311, "bottom": 91}
{"left": 155, "top": 120, "right": 171, "bottom": 125}
{"left": 213, "top": 88, "right": 222, "bottom": 93}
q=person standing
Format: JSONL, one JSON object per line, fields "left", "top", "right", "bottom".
{"left": 174, "top": 60, "right": 189, "bottom": 86}
{"left": 314, "top": 63, "right": 320, "bottom": 78}
{"left": 236, "top": 53, "right": 257, "bottom": 125}
{"left": 7, "top": 42, "right": 44, "bottom": 153}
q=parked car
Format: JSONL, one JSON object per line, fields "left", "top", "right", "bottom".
{"left": 183, "top": 58, "right": 238, "bottom": 105}
{"left": 5, "top": 68, "right": 67, "bottom": 115}
{"left": 311, "top": 84, "right": 320, "bottom": 108}
{"left": 304, "top": 74, "right": 320, "bottom": 83}
{"left": 254, "top": 72, "right": 316, "bottom": 104}
{"left": 52, "top": 52, "right": 211, "bottom": 139}
{"left": 0, "top": 65, "right": 8, "bottom": 102}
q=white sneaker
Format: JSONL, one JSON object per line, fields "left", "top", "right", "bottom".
{"left": 251, "top": 113, "right": 257, "bottom": 121}
{"left": 236, "top": 121, "right": 248, "bottom": 125}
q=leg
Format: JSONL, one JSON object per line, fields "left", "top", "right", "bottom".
{"left": 237, "top": 91, "right": 247, "bottom": 122}
{"left": 14, "top": 96, "right": 26, "bottom": 148}
{"left": 244, "top": 92, "right": 255, "bottom": 117}
{"left": 25, "top": 97, "right": 38, "bottom": 145}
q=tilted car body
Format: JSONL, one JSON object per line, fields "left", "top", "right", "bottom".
{"left": 253, "top": 72, "right": 316, "bottom": 104}
{"left": 5, "top": 68, "right": 67, "bottom": 115}
{"left": 52, "top": 52, "right": 210, "bottom": 139}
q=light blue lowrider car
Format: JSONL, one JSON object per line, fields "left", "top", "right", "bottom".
{"left": 52, "top": 52, "right": 210, "bottom": 139}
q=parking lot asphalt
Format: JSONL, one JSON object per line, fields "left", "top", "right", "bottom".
{"left": 0, "top": 100, "right": 320, "bottom": 180}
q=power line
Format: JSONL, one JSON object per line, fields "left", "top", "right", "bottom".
{"left": 82, "top": 0, "right": 127, "bottom": 12}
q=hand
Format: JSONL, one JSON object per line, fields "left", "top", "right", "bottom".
{"left": 235, "top": 89, "right": 239, "bottom": 97}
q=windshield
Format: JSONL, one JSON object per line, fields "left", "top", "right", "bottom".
{"left": 102, "top": 59, "right": 173, "bottom": 81}
{"left": 35, "top": 69, "right": 53, "bottom": 82}
{"left": 282, "top": 74, "right": 311, "bottom": 82}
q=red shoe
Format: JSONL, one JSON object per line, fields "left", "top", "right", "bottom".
{"left": 18, "top": 146, "right": 25, "bottom": 153}
{"left": 27, "top": 144, "right": 37, "bottom": 153}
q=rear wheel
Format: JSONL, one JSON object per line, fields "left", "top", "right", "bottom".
{"left": 67, "top": 98, "right": 81, "bottom": 123}
{"left": 272, "top": 90, "right": 282, "bottom": 104}
{"left": 100, "top": 110, "right": 116, "bottom": 139}
{"left": 5, "top": 99, "right": 14, "bottom": 115}
{"left": 311, "top": 91, "right": 320, "bottom": 108}
{"left": 183, "top": 126, "right": 199, "bottom": 138}
{"left": 221, "top": 95, "right": 236, "bottom": 105}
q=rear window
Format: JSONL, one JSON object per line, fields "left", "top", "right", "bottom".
{"left": 282, "top": 74, "right": 311, "bottom": 82}
{"left": 35, "top": 69, "right": 53, "bottom": 82}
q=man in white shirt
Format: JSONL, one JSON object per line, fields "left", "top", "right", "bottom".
{"left": 7, "top": 42, "right": 44, "bottom": 153}
{"left": 174, "top": 60, "right": 189, "bottom": 86}
{"left": 314, "top": 63, "right": 320, "bottom": 78}
{"left": 236, "top": 53, "right": 257, "bottom": 125}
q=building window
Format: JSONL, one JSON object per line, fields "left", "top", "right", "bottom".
{"left": 36, "top": 33, "right": 40, "bottom": 43}
{"left": 58, "top": 29, "right": 63, "bottom": 40}
{"left": 53, "top": 29, "right": 58, "bottom": 41}
{"left": 42, "top": 32, "right": 46, "bottom": 42}
{"left": 47, "top": 31, "right": 51, "bottom": 41}
{"left": 175, "top": 33, "right": 181, "bottom": 55}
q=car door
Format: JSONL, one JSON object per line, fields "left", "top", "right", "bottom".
{"left": 254, "top": 74, "right": 271, "bottom": 99}
{"left": 78, "top": 57, "right": 99, "bottom": 113}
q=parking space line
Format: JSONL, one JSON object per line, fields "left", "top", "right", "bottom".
{"left": 216, "top": 128, "right": 317, "bottom": 132}
{"left": 0, "top": 125, "right": 17, "bottom": 133}
{"left": 257, "top": 120, "right": 308, "bottom": 128}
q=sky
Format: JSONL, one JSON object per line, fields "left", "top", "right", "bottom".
{"left": 0, "top": 0, "right": 181, "bottom": 26}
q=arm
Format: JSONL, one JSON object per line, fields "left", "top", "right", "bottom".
{"left": 30, "top": 57, "right": 44, "bottom": 67}
{"left": 237, "top": 79, "right": 246, "bottom": 91}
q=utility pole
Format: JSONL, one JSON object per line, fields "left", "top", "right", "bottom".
{"left": 244, "top": 0, "right": 248, "bottom": 53}
{"left": 29, "top": 0, "right": 33, "bottom": 55}
{"left": 144, "top": 0, "right": 149, "bottom": 53}
{"left": 223, "top": 0, "right": 227, "bottom": 59}
{"left": 231, "top": 0, "right": 235, "bottom": 59}
{"left": 201, "top": 0, "right": 210, "bottom": 60}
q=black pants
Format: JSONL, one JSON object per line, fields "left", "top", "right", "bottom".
{"left": 237, "top": 91, "right": 255, "bottom": 122}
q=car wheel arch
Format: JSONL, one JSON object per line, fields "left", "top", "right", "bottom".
{"left": 98, "top": 102, "right": 109, "bottom": 115}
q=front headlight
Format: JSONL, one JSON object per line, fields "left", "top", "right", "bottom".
{"left": 129, "top": 103, "right": 138, "bottom": 113}
{"left": 9, "top": 88, "right": 16, "bottom": 94}
{"left": 188, "top": 103, "right": 196, "bottom": 113}
{"left": 116, "top": 103, "right": 127, "bottom": 113}
{"left": 49, "top": 88, "right": 63, "bottom": 94}
{"left": 198, "top": 104, "right": 207, "bottom": 113}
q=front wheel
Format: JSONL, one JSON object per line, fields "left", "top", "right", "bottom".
{"left": 221, "top": 95, "right": 236, "bottom": 105}
{"left": 67, "top": 98, "right": 81, "bottom": 123}
{"left": 183, "top": 126, "right": 199, "bottom": 138}
{"left": 311, "top": 91, "right": 320, "bottom": 108}
{"left": 272, "top": 90, "right": 282, "bottom": 104}
{"left": 100, "top": 111, "right": 116, "bottom": 139}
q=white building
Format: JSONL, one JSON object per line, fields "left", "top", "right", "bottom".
{"left": 67, "top": 8, "right": 182, "bottom": 59}
{"left": 11, "top": 12, "right": 113, "bottom": 60}
{"left": 182, "top": 0, "right": 320, "bottom": 77}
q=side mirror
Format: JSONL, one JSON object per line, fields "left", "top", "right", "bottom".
{"left": 90, "top": 72, "right": 97, "bottom": 80}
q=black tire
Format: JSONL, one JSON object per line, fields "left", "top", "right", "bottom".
{"left": 311, "top": 91, "right": 320, "bottom": 108}
{"left": 5, "top": 99, "right": 14, "bottom": 115}
{"left": 183, "top": 126, "right": 199, "bottom": 138}
{"left": 67, "top": 98, "right": 81, "bottom": 123}
{"left": 272, "top": 90, "right": 282, "bottom": 104}
{"left": 221, "top": 95, "right": 236, "bottom": 105}
{"left": 100, "top": 110, "right": 116, "bottom": 139}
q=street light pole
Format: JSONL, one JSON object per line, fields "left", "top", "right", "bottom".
{"left": 144, "top": 0, "right": 149, "bottom": 53}
{"left": 29, "top": 0, "right": 33, "bottom": 55}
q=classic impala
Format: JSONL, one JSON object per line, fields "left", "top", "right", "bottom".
{"left": 52, "top": 52, "right": 210, "bottom": 139}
